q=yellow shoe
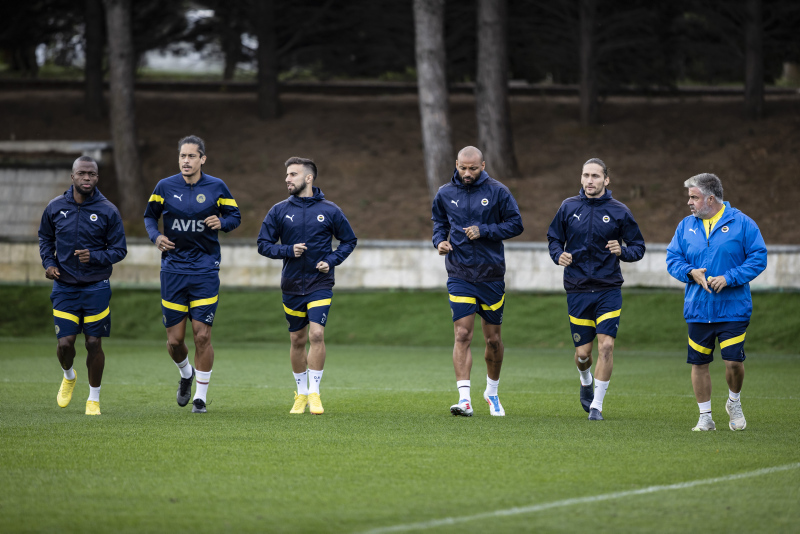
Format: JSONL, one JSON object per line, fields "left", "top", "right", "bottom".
{"left": 57, "top": 371, "right": 77, "bottom": 408}
{"left": 290, "top": 391, "right": 308, "bottom": 414}
{"left": 85, "top": 400, "right": 101, "bottom": 415}
{"left": 308, "top": 392, "right": 324, "bottom": 415}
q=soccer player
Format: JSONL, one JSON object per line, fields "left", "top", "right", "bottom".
{"left": 547, "top": 158, "right": 645, "bottom": 421}
{"left": 38, "top": 156, "right": 127, "bottom": 415}
{"left": 431, "top": 146, "right": 524, "bottom": 417}
{"left": 144, "top": 135, "right": 241, "bottom": 414}
{"left": 666, "top": 173, "right": 767, "bottom": 432}
{"left": 258, "top": 157, "right": 357, "bottom": 415}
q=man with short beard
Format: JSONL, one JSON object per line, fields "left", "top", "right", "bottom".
{"left": 257, "top": 157, "right": 357, "bottom": 415}
{"left": 144, "top": 135, "right": 241, "bottom": 414}
{"left": 39, "top": 156, "right": 127, "bottom": 415}
{"left": 432, "top": 146, "right": 524, "bottom": 417}
{"left": 667, "top": 173, "right": 767, "bottom": 432}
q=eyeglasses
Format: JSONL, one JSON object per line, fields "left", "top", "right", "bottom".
{"left": 74, "top": 171, "right": 98, "bottom": 178}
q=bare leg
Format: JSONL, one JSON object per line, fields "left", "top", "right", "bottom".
{"left": 594, "top": 334, "right": 615, "bottom": 381}
{"left": 191, "top": 320, "right": 214, "bottom": 372}
{"left": 290, "top": 326, "right": 308, "bottom": 373}
{"left": 691, "top": 363, "right": 712, "bottom": 403}
{"left": 575, "top": 342, "right": 593, "bottom": 371}
{"left": 85, "top": 336, "right": 105, "bottom": 387}
{"left": 725, "top": 361, "right": 744, "bottom": 394}
{"left": 453, "top": 315, "right": 475, "bottom": 381}
{"left": 307, "top": 322, "right": 326, "bottom": 371}
{"left": 166, "top": 318, "right": 189, "bottom": 364}
{"left": 481, "top": 318, "right": 503, "bottom": 381}
{"left": 56, "top": 335, "right": 78, "bottom": 371}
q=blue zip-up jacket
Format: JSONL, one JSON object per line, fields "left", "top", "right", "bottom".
{"left": 666, "top": 202, "right": 767, "bottom": 323}
{"left": 38, "top": 187, "right": 127, "bottom": 286}
{"left": 547, "top": 189, "right": 645, "bottom": 293}
{"left": 431, "top": 170, "right": 524, "bottom": 282}
{"left": 143, "top": 173, "right": 241, "bottom": 274}
{"left": 257, "top": 187, "right": 357, "bottom": 295}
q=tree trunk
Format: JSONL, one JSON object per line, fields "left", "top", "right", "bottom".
{"left": 84, "top": 0, "right": 105, "bottom": 121}
{"left": 744, "top": 0, "right": 763, "bottom": 120}
{"left": 579, "top": 0, "right": 598, "bottom": 126}
{"left": 256, "top": 0, "right": 280, "bottom": 120}
{"left": 219, "top": 4, "right": 240, "bottom": 81}
{"left": 476, "top": 0, "right": 518, "bottom": 178}
{"left": 414, "top": 0, "right": 454, "bottom": 199}
{"left": 104, "top": 0, "right": 143, "bottom": 220}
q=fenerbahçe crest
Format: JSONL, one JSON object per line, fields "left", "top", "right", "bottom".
{"left": 196, "top": 193, "right": 206, "bottom": 204}
{"left": 317, "top": 214, "right": 325, "bottom": 222}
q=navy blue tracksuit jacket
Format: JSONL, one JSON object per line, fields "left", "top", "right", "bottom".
{"left": 38, "top": 187, "right": 127, "bottom": 286}
{"left": 257, "top": 187, "right": 357, "bottom": 295}
{"left": 431, "top": 170, "right": 524, "bottom": 282}
{"left": 547, "top": 189, "right": 645, "bottom": 293}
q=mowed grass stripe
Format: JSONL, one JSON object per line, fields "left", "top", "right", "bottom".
{"left": 2, "top": 339, "right": 799, "bottom": 533}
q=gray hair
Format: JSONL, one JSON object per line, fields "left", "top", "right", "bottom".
{"left": 684, "top": 173, "right": 723, "bottom": 201}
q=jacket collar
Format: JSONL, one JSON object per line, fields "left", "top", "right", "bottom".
{"left": 288, "top": 186, "right": 325, "bottom": 206}
{"left": 451, "top": 169, "right": 490, "bottom": 188}
{"left": 579, "top": 188, "right": 613, "bottom": 204}
{"left": 65, "top": 186, "right": 105, "bottom": 206}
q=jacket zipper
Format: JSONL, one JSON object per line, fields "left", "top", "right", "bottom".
{"left": 74, "top": 204, "right": 82, "bottom": 275}
{"left": 302, "top": 201, "right": 307, "bottom": 294}
{"left": 588, "top": 201, "right": 595, "bottom": 278}
{"left": 467, "top": 186, "right": 475, "bottom": 282}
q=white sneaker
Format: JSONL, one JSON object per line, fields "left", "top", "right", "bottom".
{"left": 483, "top": 391, "right": 505, "bottom": 416}
{"left": 450, "top": 399, "right": 473, "bottom": 417}
{"left": 726, "top": 398, "right": 747, "bottom": 431}
{"left": 692, "top": 413, "right": 716, "bottom": 431}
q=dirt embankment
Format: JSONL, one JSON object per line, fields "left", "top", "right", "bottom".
{"left": 2, "top": 90, "right": 798, "bottom": 244}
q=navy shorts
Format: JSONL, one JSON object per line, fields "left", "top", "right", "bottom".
{"left": 51, "top": 280, "right": 112, "bottom": 339}
{"left": 687, "top": 321, "right": 748, "bottom": 365}
{"left": 567, "top": 288, "right": 622, "bottom": 346}
{"left": 283, "top": 289, "right": 333, "bottom": 332}
{"left": 160, "top": 271, "right": 220, "bottom": 328}
{"left": 447, "top": 278, "right": 505, "bottom": 325}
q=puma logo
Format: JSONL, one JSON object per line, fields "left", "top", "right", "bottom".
{"left": 59, "top": 210, "right": 69, "bottom": 218}
{"left": 286, "top": 214, "right": 295, "bottom": 222}
{"left": 689, "top": 228, "right": 698, "bottom": 235}
{"left": 173, "top": 194, "right": 183, "bottom": 201}
{"left": 451, "top": 200, "right": 459, "bottom": 207}
{"left": 573, "top": 213, "right": 581, "bottom": 221}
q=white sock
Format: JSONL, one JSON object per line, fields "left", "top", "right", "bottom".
{"left": 194, "top": 370, "right": 211, "bottom": 402}
{"left": 308, "top": 369, "right": 323, "bottom": 394}
{"left": 729, "top": 389, "right": 740, "bottom": 402}
{"left": 698, "top": 400, "right": 712, "bottom": 414}
{"left": 294, "top": 371, "right": 309, "bottom": 395}
{"left": 578, "top": 366, "right": 593, "bottom": 386}
{"left": 590, "top": 379, "right": 609, "bottom": 412}
{"left": 457, "top": 380, "right": 471, "bottom": 402}
{"left": 485, "top": 376, "right": 499, "bottom": 397}
{"left": 63, "top": 367, "right": 76, "bottom": 380}
{"left": 88, "top": 386, "right": 100, "bottom": 402}
{"left": 176, "top": 357, "right": 193, "bottom": 379}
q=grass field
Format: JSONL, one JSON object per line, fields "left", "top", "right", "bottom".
{"left": 1, "top": 288, "right": 799, "bottom": 532}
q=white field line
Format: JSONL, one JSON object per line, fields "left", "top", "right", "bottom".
{"left": 360, "top": 463, "right": 800, "bottom": 534}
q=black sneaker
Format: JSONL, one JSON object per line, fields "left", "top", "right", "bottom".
{"left": 191, "top": 398, "right": 207, "bottom": 413}
{"left": 177, "top": 368, "right": 195, "bottom": 407}
{"left": 580, "top": 384, "right": 594, "bottom": 413}
{"left": 588, "top": 408, "right": 604, "bottom": 421}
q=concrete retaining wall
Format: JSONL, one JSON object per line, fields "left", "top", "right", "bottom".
{"left": 3, "top": 239, "right": 797, "bottom": 291}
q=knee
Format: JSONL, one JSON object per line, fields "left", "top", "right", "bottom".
{"left": 84, "top": 337, "right": 102, "bottom": 354}
{"left": 57, "top": 337, "right": 75, "bottom": 355}
{"left": 308, "top": 329, "right": 325, "bottom": 346}
{"left": 598, "top": 338, "right": 615, "bottom": 357}
{"left": 454, "top": 326, "right": 473, "bottom": 345}
{"left": 485, "top": 335, "right": 502, "bottom": 355}
{"left": 193, "top": 329, "right": 211, "bottom": 348}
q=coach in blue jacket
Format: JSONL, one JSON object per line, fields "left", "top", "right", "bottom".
{"left": 666, "top": 173, "right": 766, "bottom": 432}
{"left": 547, "top": 158, "right": 645, "bottom": 421}
{"left": 38, "top": 156, "right": 127, "bottom": 416}
{"left": 432, "top": 146, "right": 524, "bottom": 417}
{"left": 258, "top": 157, "right": 357, "bottom": 415}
